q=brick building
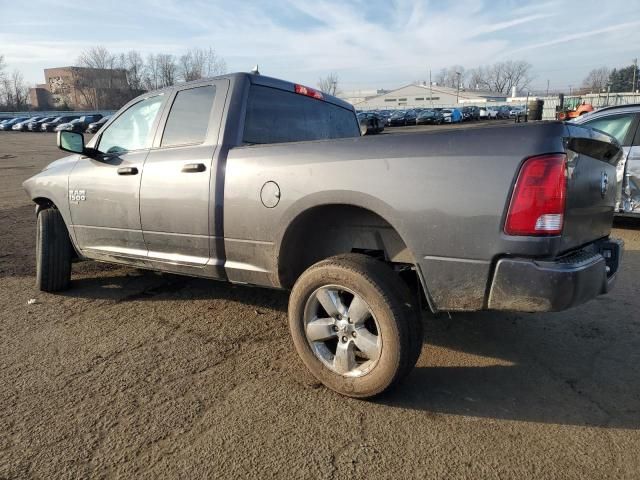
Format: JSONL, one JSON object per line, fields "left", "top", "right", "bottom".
{"left": 29, "top": 66, "right": 132, "bottom": 110}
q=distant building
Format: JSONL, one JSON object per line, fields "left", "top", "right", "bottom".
{"left": 338, "top": 88, "right": 390, "bottom": 105}
{"left": 350, "top": 83, "right": 507, "bottom": 109}
{"left": 29, "top": 66, "right": 132, "bottom": 110}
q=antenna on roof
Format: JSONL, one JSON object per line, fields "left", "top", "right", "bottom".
{"left": 251, "top": 64, "right": 260, "bottom": 75}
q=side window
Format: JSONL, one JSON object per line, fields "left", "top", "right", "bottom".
{"left": 243, "top": 85, "right": 360, "bottom": 144}
{"left": 161, "top": 85, "right": 216, "bottom": 147}
{"left": 98, "top": 95, "right": 164, "bottom": 154}
{"left": 583, "top": 114, "right": 635, "bottom": 146}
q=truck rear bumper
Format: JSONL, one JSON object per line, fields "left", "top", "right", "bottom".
{"left": 487, "top": 238, "right": 623, "bottom": 312}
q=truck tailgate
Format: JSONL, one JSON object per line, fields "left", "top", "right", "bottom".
{"left": 560, "top": 124, "right": 622, "bottom": 252}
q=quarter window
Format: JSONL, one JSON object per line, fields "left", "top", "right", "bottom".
{"left": 161, "top": 85, "right": 216, "bottom": 147}
{"left": 98, "top": 95, "right": 164, "bottom": 154}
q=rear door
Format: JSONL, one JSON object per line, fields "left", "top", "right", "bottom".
{"left": 139, "top": 80, "right": 228, "bottom": 269}
{"left": 626, "top": 124, "right": 640, "bottom": 213}
{"left": 68, "top": 94, "right": 166, "bottom": 259}
{"left": 577, "top": 111, "right": 640, "bottom": 211}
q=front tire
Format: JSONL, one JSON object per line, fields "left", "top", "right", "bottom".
{"left": 36, "top": 208, "right": 72, "bottom": 292}
{"left": 288, "top": 254, "right": 423, "bottom": 398}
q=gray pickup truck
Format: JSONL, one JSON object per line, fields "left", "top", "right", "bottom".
{"left": 23, "top": 72, "right": 623, "bottom": 397}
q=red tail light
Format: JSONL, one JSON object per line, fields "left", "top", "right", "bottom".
{"left": 505, "top": 154, "right": 567, "bottom": 236}
{"left": 294, "top": 84, "right": 323, "bottom": 100}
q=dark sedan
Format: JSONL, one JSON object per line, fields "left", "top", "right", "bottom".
{"left": 41, "top": 116, "right": 80, "bottom": 132}
{"left": 85, "top": 115, "right": 111, "bottom": 133}
{"left": 12, "top": 116, "right": 46, "bottom": 131}
{"left": 0, "top": 117, "right": 29, "bottom": 131}
{"left": 415, "top": 109, "right": 444, "bottom": 125}
{"left": 56, "top": 114, "right": 103, "bottom": 133}
{"left": 357, "top": 112, "right": 385, "bottom": 134}
{"left": 387, "top": 110, "right": 417, "bottom": 126}
{"left": 27, "top": 117, "right": 56, "bottom": 131}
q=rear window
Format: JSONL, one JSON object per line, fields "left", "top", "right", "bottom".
{"left": 162, "top": 85, "right": 216, "bottom": 147}
{"left": 243, "top": 85, "right": 359, "bottom": 144}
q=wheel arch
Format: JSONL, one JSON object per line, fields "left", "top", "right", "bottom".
{"left": 274, "top": 193, "right": 417, "bottom": 290}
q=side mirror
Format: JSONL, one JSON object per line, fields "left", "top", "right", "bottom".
{"left": 57, "top": 130, "right": 85, "bottom": 154}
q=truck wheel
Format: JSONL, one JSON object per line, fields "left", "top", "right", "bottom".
{"left": 36, "top": 208, "right": 72, "bottom": 292}
{"left": 288, "top": 254, "right": 423, "bottom": 398}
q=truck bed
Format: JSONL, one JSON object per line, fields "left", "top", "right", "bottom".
{"left": 223, "top": 121, "right": 621, "bottom": 311}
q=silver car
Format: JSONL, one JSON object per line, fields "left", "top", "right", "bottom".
{"left": 572, "top": 104, "right": 640, "bottom": 217}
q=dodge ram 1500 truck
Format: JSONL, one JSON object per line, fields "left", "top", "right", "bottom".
{"left": 23, "top": 72, "right": 623, "bottom": 398}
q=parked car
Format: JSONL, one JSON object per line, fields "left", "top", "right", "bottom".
{"left": 461, "top": 106, "right": 480, "bottom": 121}
{"left": 41, "top": 116, "right": 80, "bottom": 132}
{"left": 509, "top": 106, "right": 526, "bottom": 118}
{"left": 442, "top": 108, "right": 462, "bottom": 123}
{"left": 495, "top": 106, "right": 511, "bottom": 119}
{"left": 479, "top": 106, "right": 498, "bottom": 119}
{"left": 571, "top": 103, "right": 640, "bottom": 218}
{"left": 357, "top": 112, "right": 384, "bottom": 134}
{"left": 387, "top": 110, "right": 417, "bottom": 126}
{"left": 23, "top": 72, "right": 623, "bottom": 398}
{"left": 415, "top": 109, "right": 444, "bottom": 125}
{"left": 27, "top": 117, "right": 56, "bottom": 132}
{"left": 85, "top": 115, "right": 111, "bottom": 133}
{"left": 12, "top": 116, "right": 45, "bottom": 131}
{"left": 56, "top": 114, "right": 103, "bottom": 133}
{"left": 0, "top": 117, "right": 29, "bottom": 131}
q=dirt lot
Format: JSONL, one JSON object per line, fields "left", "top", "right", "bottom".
{"left": 1, "top": 129, "right": 639, "bottom": 479}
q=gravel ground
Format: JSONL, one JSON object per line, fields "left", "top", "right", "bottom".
{"left": 1, "top": 129, "right": 639, "bottom": 479}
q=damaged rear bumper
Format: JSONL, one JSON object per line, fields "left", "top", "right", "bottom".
{"left": 488, "top": 238, "right": 623, "bottom": 312}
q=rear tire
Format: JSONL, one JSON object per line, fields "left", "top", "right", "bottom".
{"left": 36, "top": 208, "right": 72, "bottom": 292}
{"left": 288, "top": 253, "right": 423, "bottom": 398}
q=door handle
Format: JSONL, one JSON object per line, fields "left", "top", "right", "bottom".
{"left": 182, "top": 163, "right": 206, "bottom": 173}
{"left": 117, "top": 167, "right": 138, "bottom": 175}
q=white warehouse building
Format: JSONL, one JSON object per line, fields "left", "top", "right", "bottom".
{"left": 347, "top": 83, "right": 507, "bottom": 109}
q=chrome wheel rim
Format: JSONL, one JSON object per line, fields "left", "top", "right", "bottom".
{"left": 303, "top": 285, "right": 382, "bottom": 377}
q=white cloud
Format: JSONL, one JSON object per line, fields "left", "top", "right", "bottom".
{"left": 2, "top": 0, "right": 639, "bottom": 92}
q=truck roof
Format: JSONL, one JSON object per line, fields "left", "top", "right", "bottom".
{"left": 175, "top": 72, "right": 354, "bottom": 111}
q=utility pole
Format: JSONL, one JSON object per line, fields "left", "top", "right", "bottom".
{"left": 569, "top": 85, "right": 572, "bottom": 96}
{"left": 429, "top": 69, "right": 432, "bottom": 107}
{"left": 546, "top": 79, "right": 550, "bottom": 97}
{"left": 456, "top": 71, "right": 461, "bottom": 104}
{"left": 633, "top": 58, "right": 638, "bottom": 93}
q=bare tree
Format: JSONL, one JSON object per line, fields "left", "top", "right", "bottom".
{"left": 435, "top": 65, "right": 465, "bottom": 88}
{"left": 156, "top": 53, "right": 177, "bottom": 87}
{"left": 0, "top": 54, "right": 6, "bottom": 82}
{"left": 143, "top": 53, "right": 160, "bottom": 91}
{"left": 582, "top": 67, "right": 611, "bottom": 92}
{"left": 179, "top": 47, "right": 226, "bottom": 82}
{"left": 317, "top": 73, "right": 339, "bottom": 95}
{"left": 467, "top": 60, "right": 533, "bottom": 95}
{"left": 78, "top": 45, "right": 116, "bottom": 70}
{"left": 0, "top": 69, "right": 29, "bottom": 111}
{"left": 124, "top": 50, "right": 145, "bottom": 91}
{"left": 74, "top": 46, "right": 139, "bottom": 109}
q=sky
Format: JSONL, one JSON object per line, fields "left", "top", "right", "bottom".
{"left": 1, "top": 0, "right": 639, "bottom": 93}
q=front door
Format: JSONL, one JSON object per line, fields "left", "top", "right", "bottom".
{"left": 140, "top": 81, "right": 228, "bottom": 269}
{"left": 68, "top": 94, "right": 165, "bottom": 260}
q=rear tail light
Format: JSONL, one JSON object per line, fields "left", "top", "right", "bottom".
{"left": 294, "top": 84, "right": 324, "bottom": 100}
{"left": 505, "top": 153, "right": 567, "bottom": 236}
